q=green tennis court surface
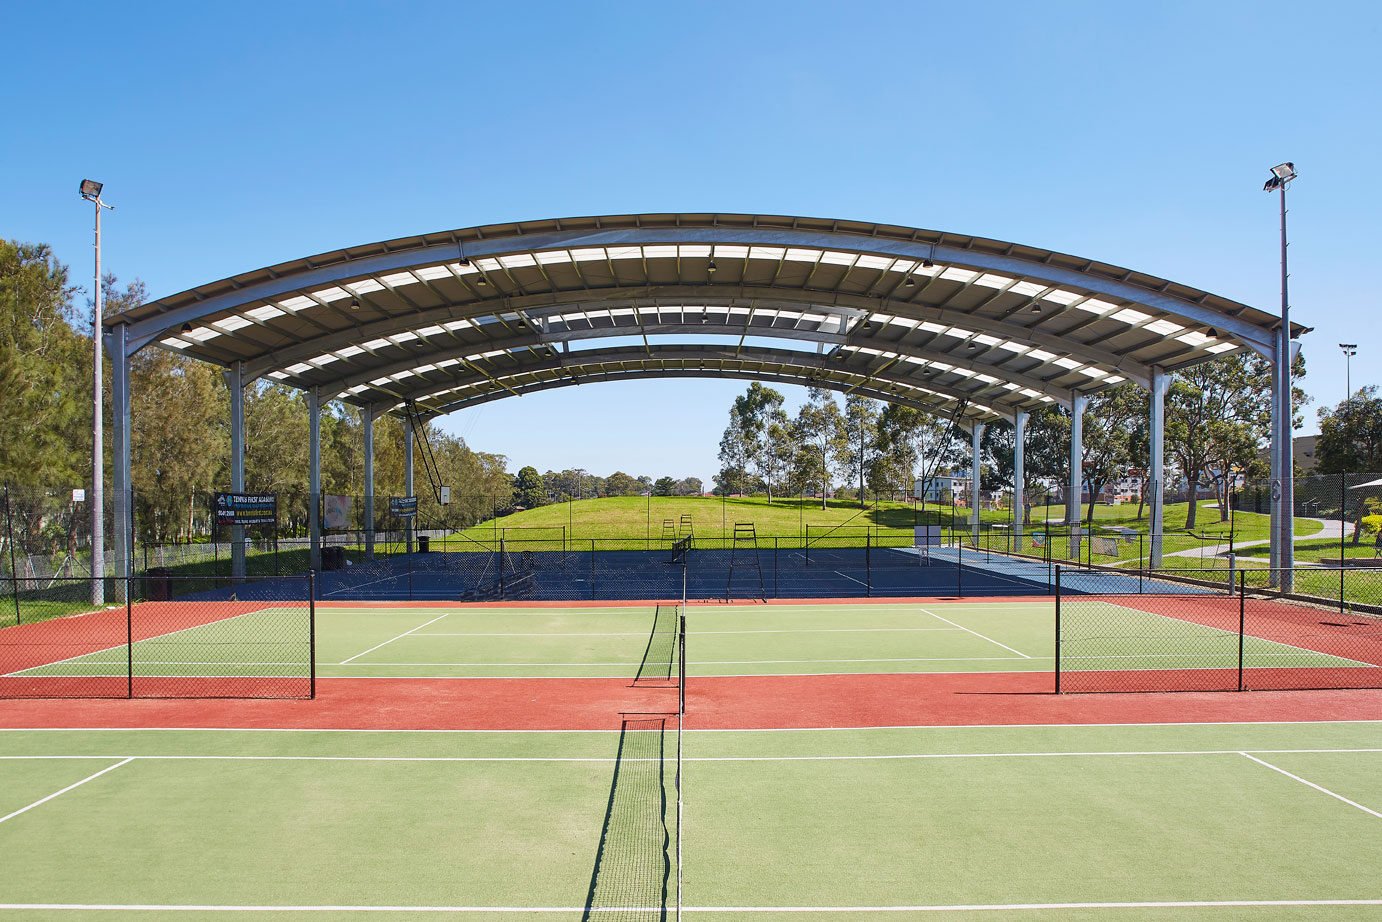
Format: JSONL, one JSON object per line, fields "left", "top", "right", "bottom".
{"left": 12, "top": 600, "right": 1369, "bottom": 682}
{"left": 0, "top": 722, "right": 1378, "bottom": 919}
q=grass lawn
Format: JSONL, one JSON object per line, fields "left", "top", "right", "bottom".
{"left": 456, "top": 494, "right": 1006, "bottom": 544}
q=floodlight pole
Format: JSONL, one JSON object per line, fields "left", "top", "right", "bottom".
{"left": 1270, "top": 165, "right": 1296, "bottom": 591}
{"left": 81, "top": 183, "right": 113, "bottom": 606}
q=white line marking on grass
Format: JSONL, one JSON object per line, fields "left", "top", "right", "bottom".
{"left": 3, "top": 720, "right": 1379, "bottom": 735}
{"left": 916, "top": 607, "right": 1031, "bottom": 658}
{"left": 339, "top": 612, "right": 454, "bottom": 664}
{"left": 0, "top": 758, "right": 133, "bottom": 826}
{"left": 3, "top": 899, "right": 1382, "bottom": 913}
{"left": 2, "top": 749, "right": 1378, "bottom": 764}
{"left": 1098, "top": 602, "right": 1381, "bottom": 669}
{"left": 6, "top": 607, "right": 281, "bottom": 677}
{"left": 414, "top": 628, "right": 964, "bottom": 637}
{"left": 336, "top": 656, "right": 1026, "bottom": 667}
{"left": 1239, "top": 751, "right": 1382, "bottom": 819}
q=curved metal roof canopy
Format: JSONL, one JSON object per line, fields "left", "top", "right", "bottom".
{"left": 109, "top": 213, "right": 1298, "bottom": 424}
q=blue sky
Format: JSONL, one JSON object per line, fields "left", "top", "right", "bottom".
{"left": 4, "top": 0, "right": 1379, "bottom": 485}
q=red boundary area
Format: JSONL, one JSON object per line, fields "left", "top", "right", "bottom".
{"left": 1, "top": 673, "right": 1379, "bottom": 731}
{"left": 0, "top": 600, "right": 306, "bottom": 698}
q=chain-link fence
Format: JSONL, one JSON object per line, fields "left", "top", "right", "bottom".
{"left": 1056, "top": 567, "right": 1382, "bottom": 693}
{"left": 0, "top": 574, "right": 314, "bottom": 699}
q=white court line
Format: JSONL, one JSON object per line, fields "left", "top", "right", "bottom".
{"left": 1087, "top": 603, "right": 1381, "bottom": 670}
{"left": 2, "top": 719, "right": 1378, "bottom": 734}
{"left": 832, "top": 570, "right": 868, "bottom": 587}
{"left": 339, "top": 612, "right": 453, "bottom": 665}
{"left": 338, "top": 656, "right": 1026, "bottom": 667}
{"left": 1239, "top": 751, "right": 1382, "bottom": 819}
{"left": 0, "top": 748, "right": 1377, "bottom": 764}
{"left": 413, "top": 628, "right": 964, "bottom": 637}
{"left": 0, "top": 758, "right": 133, "bottom": 826}
{"left": 916, "top": 607, "right": 1031, "bottom": 658}
{"left": 2, "top": 900, "right": 1381, "bottom": 913}
{"left": 5, "top": 607, "right": 281, "bottom": 677}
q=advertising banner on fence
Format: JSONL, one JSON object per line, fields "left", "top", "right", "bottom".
{"left": 214, "top": 492, "right": 277, "bottom": 526}
{"left": 390, "top": 496, "right": 418, "bottom": 518}
{"left": 323, "top": 494, "right": 351, "bottom": 530}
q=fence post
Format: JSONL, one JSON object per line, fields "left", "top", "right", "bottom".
{"left": 1054, "top": 565, "right": 1062, "bottom": 694}
{"left": 589, "top": 539, "right": 596, "bottom": 601}
{"left": 865, "top": 533, "right": 872, "bottom": 598}
{"left": 125, "top": 577, "right": 134, "bottom": 699}
{"left": 956, "top": 529, "right": 964, "bottom": 598}
{"left": 773, "top": 538, "right": 779, "bottom": 599}
{"left": 1237, "top": 569, "right": 1246, "bottom": 693}
{"left": 308, "top": 570, "right": 317, "bottom": 699}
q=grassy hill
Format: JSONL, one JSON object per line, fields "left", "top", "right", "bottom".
{"left": 451, "top": 494, "right": 1314, "bottom": 547}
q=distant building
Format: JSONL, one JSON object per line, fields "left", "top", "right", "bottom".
{"left": 1256, "top": 435, "right": 1318, "bottom": 474}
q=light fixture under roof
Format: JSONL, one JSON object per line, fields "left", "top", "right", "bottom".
{"left": 179, "top": 322, "right": 192, "bottom": 334}
{"left": 706, "top": 259, "right": 717, "bottom": 274}
{"left": 350, "top": 297, "right": 360, "bottom": 310}
{"left": 476, "top": 274, "right": 488, "bottom": 286}
{"left": 904, "top": 275, "right": 915, "bottom": 288}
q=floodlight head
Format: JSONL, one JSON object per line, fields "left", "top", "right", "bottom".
{"left": 79, "top": 179, "right": 103, "bottom": 199}
{"left": 1263, "top": 161, "right": 1297, "bottom": 190}
{"left": 1340, "top": 343, "right": 1358, "bottom": 355}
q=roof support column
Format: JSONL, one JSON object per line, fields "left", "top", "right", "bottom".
{"left": 227, "top": 362, "right": 246, "bottom": 581}
{"left": 404, "top": 416, "right": 415, "bottom": 555}
{"left": 363, "top": 406, "right": 376, "bottom": 560}
{"left": 1013, "top": 410, "right": 1028, "bottom": 552}
{"left": 1149, "top": 368, "right": 1169, "bottom": 568}
{"left": 106, "top": 323, "right": 131, "bottom": 599}
{"left": 970, "top": 423, "right": 985, "bottom": 543}
{"left": 1068, "top": 393, "right": 1088, "bottom": 561}
{"left": 308, "top": 389, "right": 321, "bottom": 573}
{"left": 1271, "top": 327, "right": 1295, "bottom": 589}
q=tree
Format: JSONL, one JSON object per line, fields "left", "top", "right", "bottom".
{"left": 1315, "top": 388, "right": 1382, "bottom": 544}
{"left": 653, "top": 476, "right": 677, "bottom": 496}
{"left": 793, "top": 388, "right": 848, "bottom": 509}
{"left": 983, "top": 407, "right": 1068, "bottom": 524}
{"left": 674, "top": 476, "right": 703, "bottom": 496}
{"left": 1315, "top": 387, "right": 1382, "bottom": 473}
{"left": 1166, "top": 355, "right": 1277, "bottom": 529}
{"left": 0, "top": 240, "right": 85, "bottom": 489}
{"left": 604, "top": 471, "right": 642, "bottom": 496}
{"left": 1079, "top": 385, "right": 1144, "bottom": 524}
{"left": 512, "top": 466, "right": 546, "bottom": 508}
{"left": 842, "top": 395, "right": 880, "bottom": 508}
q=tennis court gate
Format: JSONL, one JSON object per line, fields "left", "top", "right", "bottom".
{"left": 1055, "top": 567, "right": 1382, "bottom": 694}
{"left": 0, "top": 574, "right": 316, "bottom": 699}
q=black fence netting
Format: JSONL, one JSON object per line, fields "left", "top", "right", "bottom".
{"left": 1056, "top": 567, "right": 1382, "bottom": 693}
{"left": 0, "top": 575, "right": 314, "bottom": 699}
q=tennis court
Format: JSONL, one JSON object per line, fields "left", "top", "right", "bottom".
{"left": 4, "top": 597, "right": 1375, "bottom": 685}
{"left": 3, "top": 597, "right": 1381, "bottom": 918}
{"left": 0, "top": 722, "right": 1379, "bottom": 918}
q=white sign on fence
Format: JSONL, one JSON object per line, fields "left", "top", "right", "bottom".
{"left": 71, "top": 488, "right": 86, "bottom": 503}
{"left": 439, "top": 485, "right": 452, "bottom": 505}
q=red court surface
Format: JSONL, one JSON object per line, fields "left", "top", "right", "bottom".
{"left": 1, "top": 673, "right": 1379, "bottom": 731}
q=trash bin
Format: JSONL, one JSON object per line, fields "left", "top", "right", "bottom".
{"left": 144, "top": 567, "right": 173, "bottom": 602}
{"left": 418, "top": 535, "right": 430, "bottom": 553}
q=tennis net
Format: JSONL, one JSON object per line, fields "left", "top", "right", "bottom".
{"left": 582, "top": 605, "right": 685, "bottom": 921}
